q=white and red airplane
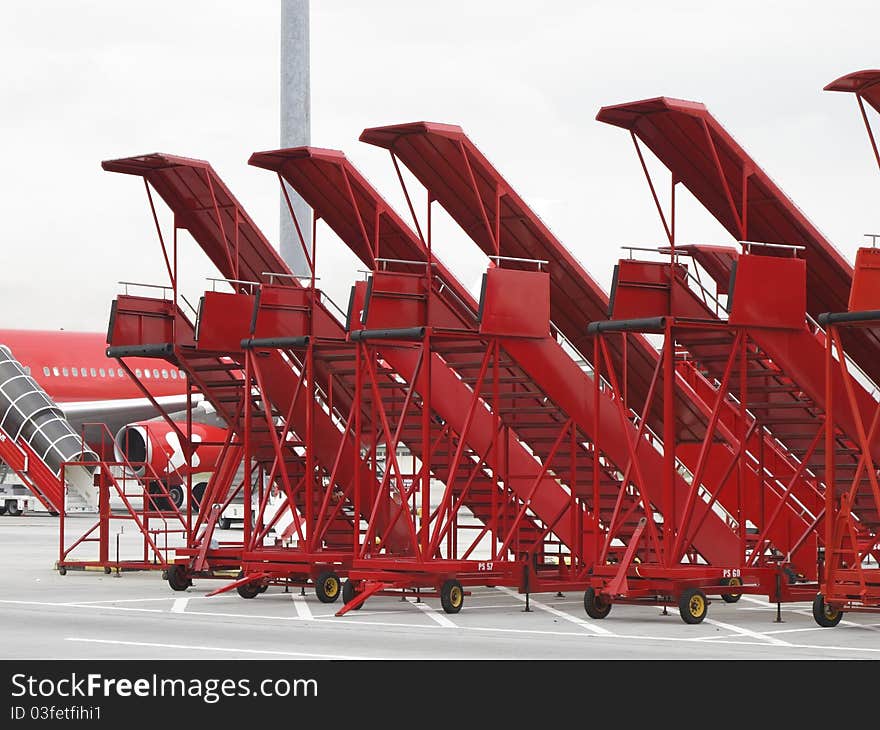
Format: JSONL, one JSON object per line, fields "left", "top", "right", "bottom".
{"left": 0, "top": 328, "right": 227, "bottom": 509}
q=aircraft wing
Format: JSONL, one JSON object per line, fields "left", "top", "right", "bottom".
{"left": 58, "top": 394, "right": 199, "bottom": 439}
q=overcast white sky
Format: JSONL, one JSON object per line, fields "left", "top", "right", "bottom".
{"left": 2, "top": 1, "right": 880, "bottom": 331}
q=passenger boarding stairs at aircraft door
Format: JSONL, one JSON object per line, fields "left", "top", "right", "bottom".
{"left": 0, "top": 344, "right": 98, "bottom": 514}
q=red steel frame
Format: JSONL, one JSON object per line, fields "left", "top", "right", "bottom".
{"left": 338, "top": 263, "right": 590, "bottom": 614}
{"left": 809, "top": 70, "right": 880, "bottom": 623}
{"left": 588, "top": 315, "right": 819, "bottom": 622}
{"left": 819, "top": 312, "right": 880, "bottom": 619}
{"left": 213, "top": 295, "right": 364, "bottom": 599}
{"left": 58, "top": 424, "right": 190, "bottom": 573}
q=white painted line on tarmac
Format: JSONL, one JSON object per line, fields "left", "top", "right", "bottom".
{"left": 292, "top": 595, "right": 313, "bottom": 619}
{"left": 703, "top": 618, "right": 792, "bottom": 646}
{"left": 0, "top": 599, "right": 165, "bottom": 614}
{"left": 62, "top": 597, "right": 180, "bottom": 605}
{"left": 495, "top": 586, "right": 614, "bottom": 636}
{"left": 65, "top": 637, "right": 374, "bottom": 660}
{"left": 407, "top": 598, "right": 457, "bottom": 628}
{"left": 12, "top": 596, "right": 880, "bottom": 656}
{"left": 170, "top": 598, "right": 189, "bottom": 614}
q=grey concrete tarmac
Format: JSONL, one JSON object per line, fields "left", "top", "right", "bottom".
{"left": 2, "top": 515, "right": 879, "bottom": 660}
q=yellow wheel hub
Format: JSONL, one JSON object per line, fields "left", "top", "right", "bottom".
{"left": 688, "top": 594, "right": 706, "bottom": 617}
{"left": 450, "top": 586, "right": 463, "bottom": 607}
{"left": 325, "top": 577, "right": 339, "bottom": 597}
{"left": 824, "top": 605, "right": 839, "bottom": 621}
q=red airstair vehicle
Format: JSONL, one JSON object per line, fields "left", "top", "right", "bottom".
{"left": 808, "top": 70, "right": 880, "bottom": 626}
{"left": 553, "top": 94, "right": 880, "bottom": 621}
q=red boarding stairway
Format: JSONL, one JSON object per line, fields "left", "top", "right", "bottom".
{"left": 800, "top": 70, "right": 880, "bottom": 623}
{"left": 358, "top": 125, "right": 816, "bottom": 576}
{"left": 0, "top": 345, "right": 99, "bottom": 514}
{"left": 594, "top": 96, "right": 880, "bottom": 550}
{"left": 102, "top": 154, "right": 415, "bottom": 589}
{"left": 250, "top": 148, "right": 743, "bottom": 573}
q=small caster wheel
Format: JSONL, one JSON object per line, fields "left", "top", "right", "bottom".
{"left": 167, "top": 565, "right": 191, "bottom": 592}
{"left": 440, "top": 579, "right": 464, "bottom": 614}
{"left": 342, "top": 579, "right": 363, "bottom": 609}
{"left": 679, "top": 588, "right": 708, "bottom": 624}
{"left": 583, "top": 587, "right": 612, "bottom": 619}
{"left": 236, "top": 570, "right": 262, "bottom": 599}
{"left": 58, "top": 566, "right": 67, "bottom": 576}
{"left": 217, "top": 517, "right": 231, "bottom": 530}
{"left": 104, "top": 566, "right": 112, "bottom": 575}
{"left": 812, "top": 593, "right": 843, "bottom": 627}
{"left": 315, "top": 571, "right": 341, "bottom": 603}
{"left": 720, "top": 576, "right": 742, "bottom": 603}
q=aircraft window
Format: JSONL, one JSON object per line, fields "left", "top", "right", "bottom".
{"left": 81, "top": 365, "right": 87, "bottom": 376}
{"left": 144, "top": 369, "right": 151, "bottom": 379}
{"left": 24, "top": 366, "right": 31, "bottom": 375}
{"left": 161, "top": 369, "right": 168, "bottom": 379}
{"left": 62, "top": 367, "right": 69, "bottom": 377}
{"left": 178, "top": 370, "right": 185, "bottom": 379}
{"left": 89, "top": 368, "right": 96, "bottom": 377}
{"left": 71, "top": 368, "right": 78, "bottom": 377}
{"left": 117, "top": 368, "right": 124, "bottom": 377}
{"left": 109, "top": 368, "right": 115, "bottom": 378}
{"left": 153, "top": 369, "right": 159, "bottom": 378}
{"left": 135, "top": 368, "right": 142, "bottom": 378}
{"left": 170, "top": 370, "right": 178, "bottom": 379}
{"left": 43, "top": 367, "right": 50, "bottom": 376}
{"left": 52, "top": 367, "right": 59, "bottom": 376}
{"left": 99, "top": 368, "right": 106, "bottom": 377}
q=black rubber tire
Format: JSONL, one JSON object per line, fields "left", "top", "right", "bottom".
{"left": 167, "top": 565, "right": 191, "bottom": 592}
{"left": 342, "top": 579, "right": 363, "bottom": 610}
{"left": 167, "top": 485, "right": 185, "bottom": 510}
{"left": 237, "top": 582, "right": 261, "bottom": 599}
{"left": 0, "top": 505, "right": 6, "bottom": 515}
{"left": 58, "top": 566, "right": 66, "bottom": 576}
{"left": 440, "top": 579, "right": 464, "bottom": 614}
{"left": 104, "top": 566, "right": 112, "bottom": 575}
{"left": 217, "top": 517, "right": 231, "bottom": 530}
{"left": 812, "top": 593, "right": 844, "bottom": 627}
{"left": 679, "top": 588, "right": 709, "bottom": 624}
{"left": 5, "top": 501, "right": 21, "bottom": 517}
{"left": 720, "top": 576, "right": 743, "bottom": 603}
{"left": 257, "top": 582, "right": 269, "bottom": 594}
{"left": 583, "top": 587, "right": 612, "bottom": 619}
{"left": 315, "top": 571, "right": 342, "bottom": 603}
{"left": 192, "top": 482, "right": 208, "bottom": 511}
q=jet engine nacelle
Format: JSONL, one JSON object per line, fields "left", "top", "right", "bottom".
{"left": 113, "top": 421, "right": 227, "bottom": 480}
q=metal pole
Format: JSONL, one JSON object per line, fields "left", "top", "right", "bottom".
{"left": 280, "top": 0, "right": 312, "bottom": 271}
